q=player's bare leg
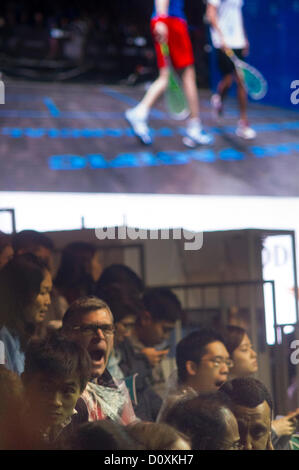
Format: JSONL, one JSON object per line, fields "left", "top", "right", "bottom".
{"left": 181, "top": 65, "right": 213, "bottom": 146}
{"left": 125, "top": 67, "right": 169, "bottom": 145}
{"left": 234, "top": 72, "right": 256, "bottom": 139}
{"left": 211, "top": 73, "right": 233, "bottom": 120}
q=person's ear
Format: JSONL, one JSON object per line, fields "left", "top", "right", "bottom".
{"left": 185, "top": 360, "right": 198, "bottom": 377}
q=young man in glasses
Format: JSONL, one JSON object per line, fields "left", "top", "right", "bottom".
{"left": 62, "top": 296, "right": 137, "bottom": 425}
{"left": 157, "top": 328, "right": 232, "bottom": 421}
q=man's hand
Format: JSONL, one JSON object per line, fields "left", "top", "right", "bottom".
{"left": 153, "top": 20, "right": 168, "bottom": 44}
{"left": 141, "top": 347, "right": 169, "bottom": 367}
{"left": 272, "top": 414, "right": 298, "bottom": 437}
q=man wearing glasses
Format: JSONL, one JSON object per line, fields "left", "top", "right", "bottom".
{"left": 158, "top": 328, "right": 232, "bottom": 421}
{"left": 62, "top": 296, "right": 137, "bottom": 425}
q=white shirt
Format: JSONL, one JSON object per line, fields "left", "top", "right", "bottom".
{"left": 208, "top": 0, "right": 246, "bottom": 49}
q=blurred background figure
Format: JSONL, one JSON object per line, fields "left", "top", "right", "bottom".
{"left": 127, "top": 421, "right": 191, "bottom": 450}
{"left": 0, "top": 231, "right": 14, "bottom": 270}
{"left": 13, "top": 229, "right": 54, "bottom": 272}
{"left": 0, "top": 366, "right": 24, "bottom": 450}
{"left": 96, "top": 263, "right": 144, "bottom": 296}
{"left": 0, "top": 253, "right": 52, "bottom": 374}
{"left": 54, "top": 241, "right": 102, "bottom": 313}
{"left": 163, "top": 393, "right": 241, "bottom": 450}
{"left": 130, "top": 287, "right": 182, "bottom": 398}
{"left": 66, "top": 420, "right": 141, "bottom": 450}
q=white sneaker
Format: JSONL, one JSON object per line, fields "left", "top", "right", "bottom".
{"left": 211, "top": 94, "right": 223, "bottom": 121}
{"left": 125, "top": 108, "right": 152, "bottom": 145}
{"left": 235, "top": 121, "right": 256, "bottom": 140}
{"left": 185, "top": 123, "right": 213, "bottom": 145}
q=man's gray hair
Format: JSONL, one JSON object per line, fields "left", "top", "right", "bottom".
{"left": 62, "top": 295, "right": 114, "bottom": 328}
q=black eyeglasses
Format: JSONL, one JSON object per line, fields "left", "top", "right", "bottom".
{"left": 72, "top": 324, "right": 115, "bottom": 338}
{"left": 201, "top": 356, "right": 234, "bottom": 369}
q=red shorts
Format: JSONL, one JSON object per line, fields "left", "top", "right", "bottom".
{"left": 150, "top": 17, "right": 194, "bottom": 70}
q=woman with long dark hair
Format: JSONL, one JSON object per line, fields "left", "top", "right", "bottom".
{"left": 0, "top": 253, "right": 52, "bottom": 374}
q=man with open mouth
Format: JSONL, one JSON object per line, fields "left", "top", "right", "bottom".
{"left": 157, "top": 328, "right": 232, "bottom": 422}
{"left": 62, "top": 296, "right": 137, "bottom": 425}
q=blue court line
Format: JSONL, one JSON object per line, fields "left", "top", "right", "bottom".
{"left": 0, "top": 110, "right": 149, "bottom": 119}
{"left": 0, "top": 108, "right": 297, "bottom": 123}
{"left": 1, "top": 122, "right": 299, "bottom": 139}
{"left": 43, "top": 97, "right": 60, "bottom": 117}
{"left": 100, "top": 87, "right": 139, "bottom": 106}
{"left": 48, "top": 142, "right": 299, "bottom": 171}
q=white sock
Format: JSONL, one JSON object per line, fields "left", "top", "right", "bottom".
{"left": 187, "top": 117, "right": 202, "bottom": 130}
{"left": 132, "top": 104, "right": 149, "bottom": 120}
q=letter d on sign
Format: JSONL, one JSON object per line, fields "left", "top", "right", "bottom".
{"left": 0, "top": 341, "right": 5, "bottom": 365}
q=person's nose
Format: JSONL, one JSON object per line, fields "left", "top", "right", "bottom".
{"left": 220, "top": 362, "right": 230, "bottom": 374}
{"left": 243, "top": 434, "right": 252, "bottom": 451}
{"left": 45, "top": 292, "right": 51, "bottom": 306}
{"left": 94, "top": 327, "right": 106, "bottom": 340}
{"left": 251, "top": 348, "right": 257, "bottom": 358}
{"left": 49, "top": 391, "right": 63, "bottom": 408}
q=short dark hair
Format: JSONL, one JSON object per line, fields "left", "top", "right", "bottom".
{"left": 176, "top": 328, "right": 226, "bottom": 383}
{"left": 68, "top": 421, "right": 140, "bottom": 450}
{"left": 221, "top": 325, "right": 246, "bottom": 355}
{"left": 23, "top": 331, "right": 92, "bottom": 392}
{"left": 0, "top": 231, "right": 12, "bottom": 255}
{"left": 62, "top": 295, "right": 113, "bottom": 329}
{"left": 13, "top": 230, "right": 54, "bottom": 253}
{"left": 164, "top": 393, "right": 234, "bottom": 450}
{"left": 127, "top": 422, "right": 191, "bottom": 450}
{"left": 142, "top": 287, "right": 182, "bottom": 323}
{"left": 97, "top": 264, "right": 144, "bottom": 294}
{"left": 97, "top": 283, "right": 144, "bottom": 323}
{"left": 220, "top": 377, "right": 273, "bottom": 413}
{"left": 54, "top": 242, "right": 97, "bottom": 294}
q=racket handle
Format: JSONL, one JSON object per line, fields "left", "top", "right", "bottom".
{"left": 161, "top": 43, "right": 169, "bottom": 57}
{"left": 224, "top": 48, "right": 234, "bottom": 58}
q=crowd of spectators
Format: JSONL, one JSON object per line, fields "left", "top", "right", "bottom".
{"left": 0, "top": 228, "right": 298, "bottom": 450}
{"left": 0, "top": 1, "right": 208, "bottom": 84}
{"left": 0, "top": 0, "right": 155, "bottom": 82}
